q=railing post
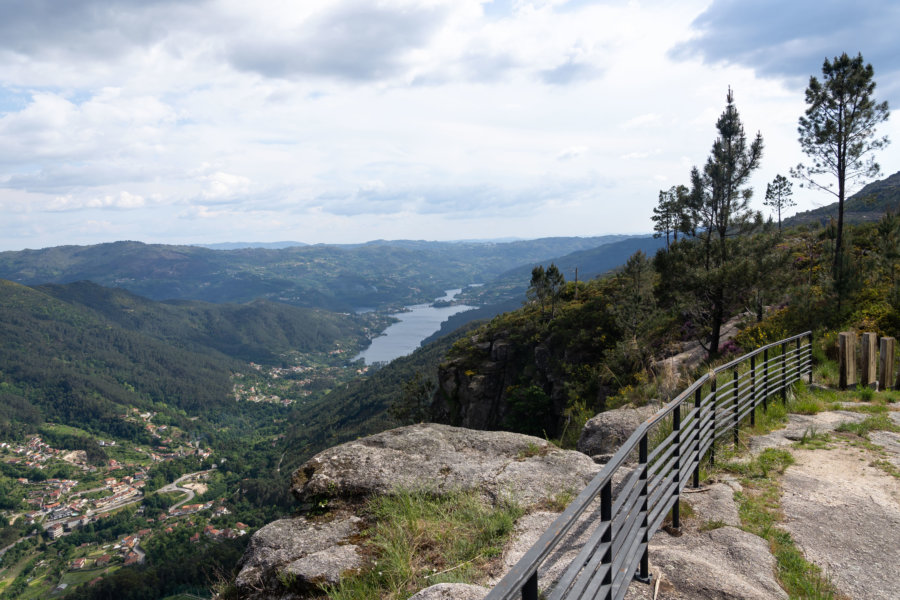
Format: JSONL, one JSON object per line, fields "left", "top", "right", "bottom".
{"left": 781, "top": 341, "right": 787, "bottom": 403}
{"left": 636, "top": 432, "right": 651, "bottom": 584}
{"left": 808, "top": 332, "right": 814, "bottom": 385}
{"left": 732, "top": 369, "right": 739, "bottom": 448}
{"left": 796, "top": 336, "right": 802, "bottom": 386}
{"left": 600, "top": 479, "right": 612, "bottom": 597}
{"left": 672, "top": 404, "right": 681, "bottom": 530}
{"left": 693, "top": 386, "right": 701, "bottom": 488}
{"left": 763, "top": 347, "right": 769, "bottom": 412}
{"left": 749, "top": 354, "right": 756, "bottom": 427}
{"left": 710, "top": 374, "right": 717, "bottom": 467}
{"left": 522, "top": 572, "right": 538, "bottom": 600}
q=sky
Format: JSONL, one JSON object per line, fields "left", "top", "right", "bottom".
{"left": 0, "top": 0, "right": 898, "bottom": 250}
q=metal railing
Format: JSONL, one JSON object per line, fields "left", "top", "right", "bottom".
{"left": 486, "top": 331, "right": 813, "bottom": 600}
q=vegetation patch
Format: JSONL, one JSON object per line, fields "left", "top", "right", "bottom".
{"left": 322, "top": 489, "right": 523, "bottom": 600}
{"left": 794, "top": 428, "right": 833, "bottom": 451}
{"left": 539, "top": 488, "right": 575, "bottom": 512}
{"left": 515, "top": 442, "right": 549, "bottom": 461}
{"left": 835, "top": 415, "right": 900, "bottom": 437}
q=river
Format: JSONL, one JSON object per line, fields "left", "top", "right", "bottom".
{"left": 354, "top": 289, "right": 475, "bottom": 365}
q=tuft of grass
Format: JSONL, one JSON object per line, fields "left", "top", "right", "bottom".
{"left": 787, "top": 394, "right": 827, "bottom": 415}
{"left": 541, "top": 488, "right": 575, "bottom": 512}
{"left": 795, "top": 427, "right": 832, "bottom": 450}
{"left": 839, "top": 402, "right": 889, "bottom": 415}
{"left": 871, "top": 459, "right": 900, "bottom": 479}
{"left": 722, "top": 448, "right": 794, "bottom": 479}
{"left": 835, "top": 415, "right": 900, "bottom": 438}
{"left": 698, "top": 519, "right": 726, "bottom": 532}
{"left": 856, "top": 384, "right": 876, "bottom": 402}
{"left": 814, "top": 360, "right": 840, "bottom": 388}
{"left": 516, "top": 442, "right": 549, "bottom": 460}
{"left": 322, "top": 489, "right": 523, "bottom": 600}
{"left": 879, "top": 389, "right": 900, "bottom": 404}
{"left": 750, "top": 400, "right": 789, "bottom": 436}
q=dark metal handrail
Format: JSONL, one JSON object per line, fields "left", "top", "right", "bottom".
{"left": 486, "top": 331, "right": 813, "bottom": 600}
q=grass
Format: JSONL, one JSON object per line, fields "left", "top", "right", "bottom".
{"left": 57, "top": 566, "right": 110, "bottom": 588}
{"left": 321, "top": 489, "right": 523, "bottom": 600}
{"left": 540, "top": 488, "right": 575, "bottom": 512}
{"left": 835, "top": 414, "right": 900, "bottom": 437}
{"left": 515, "top": 442, "right": 549, "bottom": 460}
{"left": 697, "top": 518, "right": 726, "bottom": 532}
{"left": 795, "top": 428, "right": 833, "bottom": 450}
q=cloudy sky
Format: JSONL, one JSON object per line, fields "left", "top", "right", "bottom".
{"left": 0, "top": 0, "right": 898, "bottom": 250}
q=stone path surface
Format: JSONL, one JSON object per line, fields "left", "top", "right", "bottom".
{"left": 620, "top": 408, "right": 900, "bottom": 600}
{"left": 781, "top": 442, "right": 900, "bottom": 600}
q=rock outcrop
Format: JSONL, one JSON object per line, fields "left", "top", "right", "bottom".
{"left": 577, "top": 403, "right": 660, "bottom": 462}
{"left": 234, "top": 423, "right": 600, "bottom": 599}
{"left": 291, "top": 423, "right": 599, "bottom": 506}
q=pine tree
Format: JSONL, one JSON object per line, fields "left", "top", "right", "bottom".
{"left": 681, "top": 87, "right": 763, "bottom": 357}
{"left": 764, "top": 174, "right": 794, "bottom": 232}
{"left": 791, "top": 52, "right": 890, "bottom": 280}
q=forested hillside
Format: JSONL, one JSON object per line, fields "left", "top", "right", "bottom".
{"left": 0, "top": 279, "right": 379, "bottom": 440}
{"left": 36, "top": 281, "right": 372, "bottom": 364}
{"left": 785, "top": 170, "right": 900, "bottom": 226}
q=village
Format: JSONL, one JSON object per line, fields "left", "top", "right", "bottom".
{"left": 0, "top": 412, "right": 246, "bottom": 595}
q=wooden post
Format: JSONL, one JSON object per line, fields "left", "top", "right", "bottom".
{"left": 881, "top": 336, "right": 897, "bottom": 391}
{"left": 839, "top": 332, "right": 857, "bottom": 390}
{"left": 861, "top": 332, "right": 877, "bottom": 389}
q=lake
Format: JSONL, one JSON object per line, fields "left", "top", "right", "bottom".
{"left": 354, "top": 289, "right": 475, "bottom": 365}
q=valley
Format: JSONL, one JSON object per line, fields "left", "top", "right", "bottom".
{"left": 0, "top": 235, "right": 639, "bottom": 599}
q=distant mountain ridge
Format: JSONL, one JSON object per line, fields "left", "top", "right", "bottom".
{"left": 458, "top": 234, "right": 666, "bottom": 305}
{"left": 199, "top": 241, "right": 309, "bottom": 250}
{"left": 0, "top": 236, "right": 634, "bottom": 312}
{"left": 785, "top": 170, "right": 900, "bottom": 226}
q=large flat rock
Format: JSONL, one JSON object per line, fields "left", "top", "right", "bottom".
{"left": 624, "top": 526, "right": 787, "bottom": 600}
{"left": 291, "top": 423, "right": 600, "bottom": 507}
{"left": 781, "top": 444, "right": 900, "bottom": 600}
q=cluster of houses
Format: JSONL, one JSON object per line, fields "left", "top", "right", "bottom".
{"left": 67, "top": 528, "right": 152, "bottom": 570}
{"left": 125, "top": 409, "right": 213, "bottom": 461}
{"left": 190, "top": 522, "right": 249, "bottom": 542}
{"left": 1, "top": 437, "right": 63, "bottom": 469}
{"left": 25, "top": 472, "right": 149, "bottom": 527}
{"left": 167, "top": 500, "right": 214, "bottom": 518}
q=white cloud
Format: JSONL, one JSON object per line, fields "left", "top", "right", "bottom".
{"left": 0, "top": 0, "right": 897, "bottom": 249}
{"left": 622, "top": 113, "right": 661, "bottom": 129}
{"left": 556, "top": 146, "right": 588, "bottom": 161}
{"left": 48, "top": 191, "right": 146, "bottom": 211}
{"left": 201, "top": 172, "right": 252, "bottom": 200}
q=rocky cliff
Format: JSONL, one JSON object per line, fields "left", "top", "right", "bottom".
{"left": 433, "top": 320, "right": 617, "bottom": 437}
